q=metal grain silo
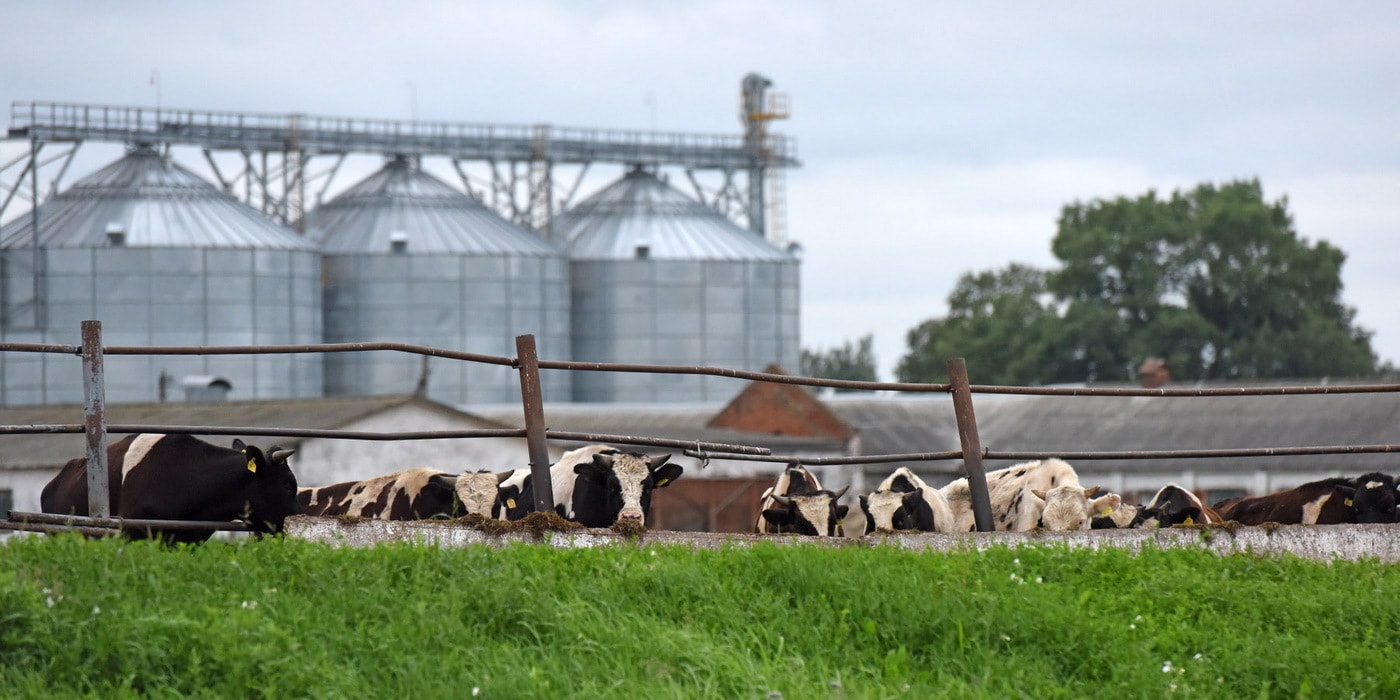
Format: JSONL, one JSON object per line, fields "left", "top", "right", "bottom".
{"left": 307, "top": 155, "right": 570, "bottom": 404}
{"left": 0, "top": 146, "right": 323, "bottom": 405}
{"left": 557, "top": 166, "right": 800, "bottom": 403}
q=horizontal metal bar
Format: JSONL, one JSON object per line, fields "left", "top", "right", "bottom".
{"left": 983, "top": 444, "right": 1400, "bottom": 461}
{"left": 101, "top": 342, "right": 517, "bottom": 366}
{"left": 9, "top": 511, "right": 251, "bottom": 531}
{"left": 0, "top": 425, "right": 771, "bottom": 455}
{"left": 0, "top": 520, "right": 116, "bottom": 537}
{"left": 537, "top": 359, "right": 951, "bottom": 392}
{"left": 969, "top": 383, "right": 1400, "bottom": 397}
{"left": 549, "top": 431, "right": 770, "bottom": 456}
{"left": 0, "top": 342, "right": 80, "bottom": 354}
{"left": 684, "top": 449, "right": 963, "bottom": 465}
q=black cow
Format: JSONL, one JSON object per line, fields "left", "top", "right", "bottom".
{"left": 495, "top": 445, "right": 683, "bottom": 527}
{"left": 757, "top": 463, "right": 849, "bottom": 537}
{"left": 1214, "top": 473, "right": 1398, "bottom": 525}
{"left": 40, "top": 433, "right": 300, "bottom": 543}
{"left": 298, "top": 468, "right": 510, "bottom": 520}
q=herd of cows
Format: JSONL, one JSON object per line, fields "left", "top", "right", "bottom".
{"left": 36, "top": 433, "right": 1400, "bottom": 543}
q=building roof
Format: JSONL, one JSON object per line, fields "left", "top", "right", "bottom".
{"left": 0, "top": 146, "right": 313, "bottom": 250}
{"left": 0, "top": 395, "right": 501, "bottom": 470}
{"left": 556, "top": 166, "right": 794, "bottom": 262}
{"left": 304, "top": 155, "right": 560, "bottom": 256}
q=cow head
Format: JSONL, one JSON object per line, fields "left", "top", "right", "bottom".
{"left": 448, "top": 470, "right": 511, "bottom": 518}
{"left": 764, "top": 485, "right": 850, "bottom": 537}
{"left": 860, "top": 488, "right": 929, "bottom": 534}
{"left": 1091, "top": 503, "right": 1141, "bottom": 529}
{"left": 232, "top": 440, "right": 300, "bottom": 535}
{"left": 573, "top": 451, "right": 683, "bottom": 526}
{"left": 1348, "top": 473, "right": 1398, "bottom": 523}
{"left": 1033, "top": 485, "right": 1120, "bottom": 531}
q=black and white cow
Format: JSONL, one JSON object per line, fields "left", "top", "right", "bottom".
{"left": 40, "top": 433, "right": 300, "bottom": 544}
{"left": 757, "top": 463, "right": 850, "bottom": 537}
{"left": 941, "top": 458, "right": 1121, "bottom": 532}
{"left": 1214, "top": 473, "right": 1398, "bottom": 525}
{"left": 297, "top": 468, "right": 510, "bottom": 520}
{"left": 859, "top": 466, "right": 956, "bottom": 534}
{"left": 495, "top": 445, "right": 683, "bottom": 527}
{"left": 1131, "top": 484, "right": 1224, "bottom": 528}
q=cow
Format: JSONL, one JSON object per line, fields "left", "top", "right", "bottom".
{"left": 40, "top": 433, "right": 299, "bottom": 544}
{"left": 297, "top": 468, "right": 510, "bottom": 520}
{"left": 495, "top": 445, "right": 683, "bottom": 528}
{"left": 1131, "top": 484, "right": 1224, "bottom": 528}
{"left": 1214, "top": 473, "right": 1398, "bottom": 525}
{"left": 940, "top": 458, "right": 1121, "bottom": 532}
{"left": 757, "top": 463, "right": 850, "bottom": 537}
{"left": 859, "top": 466, "right": 957, "bottom": 534}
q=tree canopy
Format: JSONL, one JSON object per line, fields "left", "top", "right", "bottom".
{"left": 800, "top": 334, "right": 877, "bottom": 389}
{"left": 897, "top": 180, "right": 1378, "bottom": 385}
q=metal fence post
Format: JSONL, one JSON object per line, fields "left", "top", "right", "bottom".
{"left": 947, "top": 357, "right": 994, "bottom": 532}
{"left": 515, "top": 334, "right": 555, "bottom": 515}
{"left": 81, "top": 320, "right": 110, "bottom": 518}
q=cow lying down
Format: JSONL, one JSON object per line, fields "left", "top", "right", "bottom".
{"left": 41, "top": 433, "right": 300, "bottom": 544}
{"left": 298, "top": 468, "right": 511, "bottom": 520}
{"left": 941, "top": 458, "right": 1121, "bottom": 532}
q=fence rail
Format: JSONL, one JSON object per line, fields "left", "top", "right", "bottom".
{"left": 4, "top": 321, "right": 1400, "bottom": 536}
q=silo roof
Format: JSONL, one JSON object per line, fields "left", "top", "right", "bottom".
{"left": 557, "top": 167, "right": 793, "bottom": 261}
{"left": 0, "top": 146, "right": 313, "bottom": 250}
{"left": 306, "top": 156, "right": 559, "bottom": 256}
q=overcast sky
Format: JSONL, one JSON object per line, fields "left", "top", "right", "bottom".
{"left": 3, "top": 1, "right": 1397, "bottom": 380}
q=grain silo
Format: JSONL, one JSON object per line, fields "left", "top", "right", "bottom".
{"left": 556, "top": 165, "right": 800, "bottom": 403}
{"left": 0, "top": 145, "right": 324, "bottom": 405}
{"left": 306, "top": 155, "right": 571, "bottom": 404}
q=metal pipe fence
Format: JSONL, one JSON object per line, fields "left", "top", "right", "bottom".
{"left": 5, "top": 320, "right": 1400, "bottom": 535}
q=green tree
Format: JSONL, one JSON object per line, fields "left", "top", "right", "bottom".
{"left": 800, "top": 334, "right": 877, "bottom": 388}
{"left": 896, "top": 179, "right": 1379, "bottom": 384}
{"left": 894, "top": 264, "right": 1070, "bottom": 385}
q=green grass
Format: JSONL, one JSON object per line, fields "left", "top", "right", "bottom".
{"left": 2, "top": 534, "right": 1398, "bottom": 699}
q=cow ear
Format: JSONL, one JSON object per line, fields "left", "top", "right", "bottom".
{"left": 232, "top": 439, "right": 247, "bottom": 452}
{"left": 1031, "top": 488, "right": 1047, "bottom": 500}
{"left": 495, "top": 470, "right": 514, "bottom": 485}
{"left": 1091, "top": 493, "right": 1122, "bottom": 515}
{"left": 497, "top": 486, "right": 521, "bottom": 512}
{"left": 242, "top": 445, "right": 266, "bottom": 475}
{"left": 762, "top": 507, "right": 794, "bottom": 526}
{"left": 651, "top": 463, "right": 683, "bottom": 488}
{"left": 902, "top": 490, "right": 922, "bottom": 507}
{"left": 591, "top": 452, "right": 616, "bottom": 469}
{"left": 1174, "top": 505, "right": 1202, "bottom": 526}
{"left": 574, "top": 462, "right": 606, "bottom": 480}
{"left": 1083, "top": 486, "right": 1101, "bottom": 498}
{"left": 835, "top": 504, "right": 850, "bottom": 520}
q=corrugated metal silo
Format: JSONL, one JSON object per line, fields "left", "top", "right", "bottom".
{"left": 306, "top": 155, "right": 571, "bottom": 404}
{"left": 556, "top": 166, "right": 800, "bottom": 403}
{"left": 0, "top": 146, "right": 324, "bottom": 405}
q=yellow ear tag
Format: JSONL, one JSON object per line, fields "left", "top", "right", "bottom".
{"left": 1182, "top": 515, "right": 1194, "bottom": 525}
{"left": 656, "top": 478, "right": 670, "bottom": 487}
{"left": 1345, "top": 498, "right": 1354, "bottom": 507}
{"left": 1098, "top": 505, "right": 1114, "bottom": 516}
{"left": 836, "top": 518, "right": 845, "bottom": 526}
{"left": 506, "top": 498, "right": 517, "bottom": 509}
{"left": 246, "top": 458, "right": 258, "bottom": 474}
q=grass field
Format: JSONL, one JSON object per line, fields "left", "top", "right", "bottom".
{"left": 2, "top": 533, "right": 1398, "bottom": 698}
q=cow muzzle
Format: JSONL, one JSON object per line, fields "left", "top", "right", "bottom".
{"left": 619, "top": 510, "right": 644, "bottom": 522}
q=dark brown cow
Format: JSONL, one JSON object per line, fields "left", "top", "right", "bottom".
{"left": 40, "top": 433, "right": 299, "bottom": 543}
{"left": 1214, "top": 473, "right": 1398, "bottom": 525}
{"left": 298, "top": 468, "right": 510, "bottom": 520}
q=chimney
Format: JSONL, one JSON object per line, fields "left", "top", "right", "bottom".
{"left": 1137, "top": 357, "right": 1170, "bottom": 389}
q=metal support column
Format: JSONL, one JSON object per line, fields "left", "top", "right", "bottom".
{"left": 515, "top": 334, "right": 555, "bottom": 515}
{"left": 947, "top": 357, "right": 994, "bottom": 532}
{"left": 81, "top": 320, "right": 110, "bottom": 518}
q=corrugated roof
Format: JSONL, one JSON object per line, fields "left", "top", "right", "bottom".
{"left": 305, "top": 155, "right": 559, "bottom": 256}
{"left": 0, "top": 146, "right": 313, "bottom": 250}
{"left": 556, "top": 166, "right": 794, "bottom": 261}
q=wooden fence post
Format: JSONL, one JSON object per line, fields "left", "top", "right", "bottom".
{"left": 515, "top": 334, "right": 555, "bottom": 515}
{"left": 947, "top": 357, "right": 994, "bottom": 532}
{"left": 81, "top": 320, "right": 110, "bottom": 518}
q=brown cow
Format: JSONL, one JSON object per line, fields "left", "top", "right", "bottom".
{"left": 1214, "top": 473, "right": 1398, "bottom": 525}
